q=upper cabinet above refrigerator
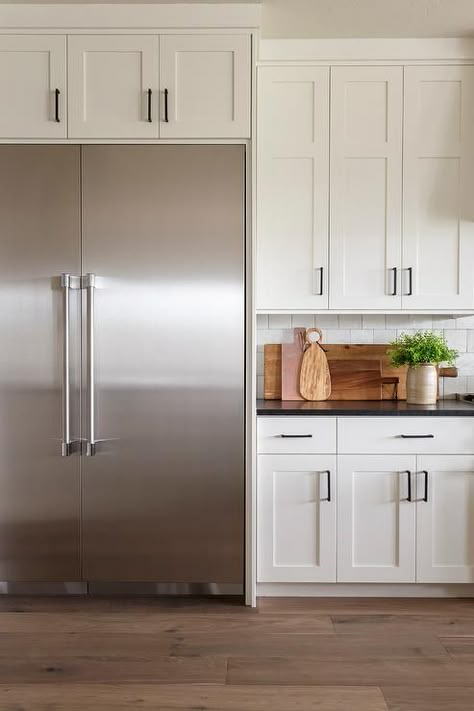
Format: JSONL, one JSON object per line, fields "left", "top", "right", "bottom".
{"left": 160, "top": 34, "right": 251, "bottom": 138}
{"left": 66, "top": 33, "right": 251, "bottom": 139}
{"left": 0, "top": 35, "right": 66, "bottom": 139}
{"left": 68, "top": 35, "right": 160, "bottom": 139}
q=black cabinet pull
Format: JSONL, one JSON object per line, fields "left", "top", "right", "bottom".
{"left": 402, "top": 470, "right": 412, "bottom": 502}
{"left": 406, "top": 267, "right": 413, "bottom": 296}
{"left": 400, "top": 434, "right": 434, "bottom": 439}
{"left": 54, "top": 88, "right": 60, "bottom": 123}
{"left": 278, "top": 434, "right": 313, "bottom": 439}
{"left": 321, "top": 470, "right": 331, "bottom": 502}
{"left": 164, "top": 88, "right": 169, "bottom": 122}
{"left": 316, "top": 267, "right": 324, "bottom": 296}
{"left": 390, "top": 267, "right": 398, "bottom": 296}
{"left": 147, "top": 89, "right": 152, "bottom": 123}
{"left": 421, "top": 470, "right": 429, "bottom": 502}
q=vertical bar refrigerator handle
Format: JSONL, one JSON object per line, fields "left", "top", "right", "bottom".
{"left": 61, "top": 274, "right": 71, "bottom": 457}
{"left": 86, "top": 274, "right": 96, "bottom": 456}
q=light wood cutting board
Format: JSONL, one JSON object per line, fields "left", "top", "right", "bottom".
{"left": 299, "top": 329, "right": 332, "bottom": 401}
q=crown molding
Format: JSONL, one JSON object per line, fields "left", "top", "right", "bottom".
{"left": 259, "top": 38, "right": 474, "bottom": 63}
{"left": 0, "top": 3, "right": 262, "bottom": 30}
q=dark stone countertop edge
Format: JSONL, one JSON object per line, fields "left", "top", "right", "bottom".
{"left": 256, "top": 399, "right": 474, "bottom": 416}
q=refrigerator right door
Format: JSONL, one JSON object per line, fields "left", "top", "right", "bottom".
{"left": 81, "top": 145, "right": 245, "bottom": 586}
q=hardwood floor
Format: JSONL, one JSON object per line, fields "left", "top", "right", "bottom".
{"left": 0, "top": 597, "right": 473, "bottom": 710}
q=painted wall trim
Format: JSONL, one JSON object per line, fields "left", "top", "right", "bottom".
{"left": 259, "top": 38, "right": 474, "bottom": 63}
{"left": 0, "top": 3, "right": 262, "bottom": 30}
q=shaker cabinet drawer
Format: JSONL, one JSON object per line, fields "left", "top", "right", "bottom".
{"left": 338, "top": 417, "right": 474, "bottom": 455}
{"left": 258, "top": 417, "right": 336, "bottom": 454}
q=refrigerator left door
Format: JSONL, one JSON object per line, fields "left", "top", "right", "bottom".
{"left": 0, "top": 146, "right": 82, "bottom": 581}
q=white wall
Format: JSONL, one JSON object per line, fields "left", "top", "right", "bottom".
{"left": 262, "top": 0, "right": 474, "bottom": 38}
{"left": 257, "top": 314, "right": 474, "bottom": 399}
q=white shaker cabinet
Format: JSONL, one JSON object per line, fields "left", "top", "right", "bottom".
{"left": 258, "top": 454, "right": 337, "bottom": 582}
{"left": 337, "top": 454, "right": 416, "bottom": 583}
{"left": 403, "top": 66, "right": 474, "bottom": 310}
{"left": 0, "top": 36, "right": 66, "bottom": 139}
{"left": 68, "top": 35, "right": 159, "bottom": 139}
{"left": 330, "top": 66, "right": 403, "bottom": 310}
{"left": 416, "top": 456, "right": 474, "bottom": 583}
{"left": 256, "top": 67, "right": 330, "bottom": 310}
{"left": 160, "top": 35, "right": 251, "bottom": 138}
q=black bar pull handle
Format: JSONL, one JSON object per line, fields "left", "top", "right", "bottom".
{"left": 421, "top": 470, "right": 429, "bottom": 502}
{"left": 314, "top": 267, "right": 324, "bottom": 296}
{"left": 321, "top": 470, "right": 331, "bottom": 502}
{"left": 164, "top": 88, "right": 169, "bottom": 122}
{"left": 400, "top": 434, "right": 434, "bottom": 439}
{"left": 54, "top": 88, "right": 60, "bottom": 123}
{"left": 147, "top": 89, "right": 152, "bottom": 123}
{"left": 390, "top": 267, "right": 398, "bottom": 296}
{"left": 406, "top": 267, "right": 413, "bottom": 296}
{"left": 402, "top": 470, "right": 413, "bottom": 502}
{"left": 278, "top": 434, "right": 313, "bottom": 439}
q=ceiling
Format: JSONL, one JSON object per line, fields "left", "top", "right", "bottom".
{"left": 2, "top": 0, "right": 474, "bottom": 38}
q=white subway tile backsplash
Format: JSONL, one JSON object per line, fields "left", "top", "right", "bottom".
{"left": 362, "top": 315, "right": 386, "bottom": 329}
{"left": 291, "top": 314, "right": 315, "bottom": 329}
{"left": 456, "top": 315, "right": 474, "bottom": 329}
{"left": 315, "top": 314, "right": 340, "bottom": 329}
{"left": 373, "top": 329, "right": 397, "bottom": 344}
{"left": 445, "top": 329, "right": 467, "bottom": 353}
{"left": 350, "top": 329, "right": 374, "bottom": 344}
{"left": 256, "top": 313, "right": 474, "bottom": 399}
{"left": 268, "top": 314, "right": 292, "bottom": 329}
{"left": 325, "top": 329, "right": 351, "bottom": 344}
{"left": 257, "top": 329, "right": 293, "bottom": 345}
{"left": 339, "top": 315, "right": 362, "bottom": 329}
{"left": 468, "top": 330, "right": 474, "bottom": 353}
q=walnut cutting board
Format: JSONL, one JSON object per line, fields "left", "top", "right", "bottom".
{"left": 329, "top": 359, "right": 383, "bottom": 400}
{"left": 263, "top": 344, "right": 281, "bottom": 400}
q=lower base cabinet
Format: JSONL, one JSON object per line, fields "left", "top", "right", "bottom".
{"left": 258, "top": 454, "right": 336, "bottom": 582}
{"left": 257, "top": 418, "right": 474, "bottom": 586}
{"left": 417, "top": 456, "right": 474, "bottom": 583}
{"left": 337, "top": 455, "right": 416, "bottom": 583}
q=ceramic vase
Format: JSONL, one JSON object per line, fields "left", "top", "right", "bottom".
{"left": 406, "top": 364, "right": 438, "bottom": 405}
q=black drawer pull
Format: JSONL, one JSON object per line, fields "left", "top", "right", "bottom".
{"left": 400, "top": 434, "right": 434, "bottom": 439}
{"left": 278, "top": 434, "right": 313, "bottom": 439}
{"left": 321, "top": 470, "right": 331, "bottom": 502}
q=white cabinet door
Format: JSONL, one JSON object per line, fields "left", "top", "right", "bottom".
{"left": 403, "top": 66, "right": 474, "bottom": 310}
{"left": 0, "top": 36, "right": 66, "bottom": 139}
{"left": 330, "top": 67, "right": 403, "bottom": 310}
{"left": 416, "top": 456, "right": 474, "bottom": 583}
{"left": 256, "top": 67, "right": 330, "bottom": 311}
{"left": 160, "top": 35, "right": 250, "bottom": 138}
{"left": 68, "top": 35, "right": 159, "bottom": 138}
{"left": 258, "top": 454, "right": 336, "bottom": 582}
{"left": 337, "top": 455, "right": 416, "bottom": 582}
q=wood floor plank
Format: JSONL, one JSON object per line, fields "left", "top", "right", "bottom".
{"left": 439, "top": 636, "right": 474, "bottom": 658}
{"left": 0, "top": 611, "right": 333, "bottom": 636}
{"left": 258, "top": 597, "right": 474, "bottom": 617}
{"left": 171, "top": 632, "right": 447, "bottom": 659}
{"left": 332, "top": 614, "right": 474, "bottom": 637}
{"left": 382, "top": 686, "right": 474, "bottom": 711}
{"left": 0, "top": 684, "right": 389, "bottom": 711}
{"left": 226, "top": 656, "right": 474, "bottom": 687}
{"left": 0, "top": 656, "right": 227, "bottom": 685}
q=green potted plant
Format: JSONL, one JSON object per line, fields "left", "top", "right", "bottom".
{"left": 388, "top": 331, "right": 458, "bottom": 405}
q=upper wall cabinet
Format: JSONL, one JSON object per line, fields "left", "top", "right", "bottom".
{"left": 0, "top": 36, "right": 66, "bottom": 139}
{"left": 68, "top": 35, "right": 160, "bottom": 139}
{"left": 403, "top": 66, "right": 474, "bottom": 310}
{"left": 160, "top": 35, "right": 251, "bottom": 138}
{"left": 330, "top": 66, "right": 403, "bottom": 310}
{"left": 256, "top": 67, "right": 330, "bottom": 311}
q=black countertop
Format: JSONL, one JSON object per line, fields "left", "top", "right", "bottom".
{"left": 257, "top": 399, "right": 474, "bottom": 417}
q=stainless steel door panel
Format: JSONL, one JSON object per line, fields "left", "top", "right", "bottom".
{"left": 81, "top": 145, "right": 245, "bottom": 582}
{"left": 0, "top": 146, "right": 81, "bottom": 580}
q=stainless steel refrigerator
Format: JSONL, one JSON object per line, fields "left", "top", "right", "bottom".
{"left": 0, "top": 145, "right": 245, "bottom": 592}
